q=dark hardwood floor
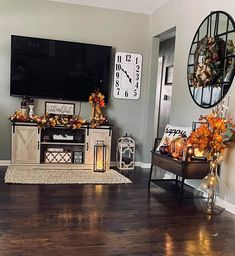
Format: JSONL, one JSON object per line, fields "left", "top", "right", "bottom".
{"left": 0, "top": 166, "right": 235, "bottom": 256}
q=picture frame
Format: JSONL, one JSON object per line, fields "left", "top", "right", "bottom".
{"left": 45, "top": 102, "right": 75, "bottom": 115}
{"left": 192, "top": 121, "right": 208, "bottom": 131}
{"left": 165, "top": 65, "right": 174, "bottom": 85}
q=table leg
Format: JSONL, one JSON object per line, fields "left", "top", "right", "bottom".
{"left": 148, "top": 164, "right": 154, "bottom": 189}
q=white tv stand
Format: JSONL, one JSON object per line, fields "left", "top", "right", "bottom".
{"left": 11, "top": 122, "right": 112, "bottom": 170}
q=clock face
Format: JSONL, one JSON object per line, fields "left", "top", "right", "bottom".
{"left": 113, "top": 52, "right": 142, "bottom": 99}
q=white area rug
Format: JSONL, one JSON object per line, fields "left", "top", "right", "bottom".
{"left": 5, "top": 165, "right": 132, "bottom": 184}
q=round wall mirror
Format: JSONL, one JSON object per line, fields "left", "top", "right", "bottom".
{"left": 187, "top": 11, "right": 235, "bottom": 108}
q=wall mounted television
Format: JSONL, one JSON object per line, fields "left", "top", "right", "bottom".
{"left": 10, "top": 35, "right": 112, "bottom": 102}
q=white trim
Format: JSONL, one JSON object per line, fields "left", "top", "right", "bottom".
{"left": 0, "top": 160, "right": 11, "bottom": 166}
{"left": 217, "top": 198, "right": 235, "bottom": 215}
{"left": 110, "top": 161, "right": 151, "bottom": 169}
{"left": 135, "top": 162, "right": 151, "bottom": 168}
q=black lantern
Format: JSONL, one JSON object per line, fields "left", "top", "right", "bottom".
{"left": 94, "top": 140, "right": 106, "bottom": 172}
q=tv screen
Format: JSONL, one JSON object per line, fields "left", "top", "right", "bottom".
{"left": 10, "top": 35, "right": 111, "bottom": 102}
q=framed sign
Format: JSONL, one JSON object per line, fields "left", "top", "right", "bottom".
{"left": 45, "top": 102, "right": 75, "bottom": 115}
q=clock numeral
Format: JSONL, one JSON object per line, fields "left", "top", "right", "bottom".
{"left": 136, "top": 73, "right": 140, "bottom": 80}
{"left": 136, "top": 57, "right": 138, "bottom": 64}
{"left": 136, "top": 65, "right": 140, "bottom": 72}
{"left": 116, "top": 64, "right": 121, "bottom": 71}
{"left": 136, "top": 82, "right": 139, "bottom": 88}
{"left": 115, "top": 80, "right": 120, "bottom": 87}
{"left": 117, "top": 87, "right": 120, "bottom": 95}
{"left": 116, "top": 72, "right": 120, "bottom": 79}
{"left": 133, "top": 89, "right": 137, "bottom": 97}
{"left": 117, "top": 56, "right": 122, "bottom": 62}
{"left": 126, "top": 54, "right": 131, "bottom": 62}
{"left": 125, "top": 90, "right": 129, "bottom": 97}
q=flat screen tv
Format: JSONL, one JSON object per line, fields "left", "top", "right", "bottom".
{"left": 10, "top": 35, "right": 112, "bottom": 102}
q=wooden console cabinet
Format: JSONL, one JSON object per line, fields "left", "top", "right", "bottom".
{"left": 11, "top": 122, "right": 112, "bottom": 170}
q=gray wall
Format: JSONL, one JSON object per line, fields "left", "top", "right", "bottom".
{"left": 0, "top": 0, "right": 149, "bottom": 161}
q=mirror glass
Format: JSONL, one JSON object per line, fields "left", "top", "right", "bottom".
{"left": 187, "top": 11, "right": 235, "bottom": 108}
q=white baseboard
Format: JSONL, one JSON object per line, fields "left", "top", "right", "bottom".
{"left": 135, "top": 162, "right": 151, "bottom": 168}
{"left": 110, "top": 161, "right": 151, "bottom": 169}
{"left": 0, "top": 160, "right": 11, "bottom": 166}
{"left": 217, "top": 198, "right": 235, "bottom": 215}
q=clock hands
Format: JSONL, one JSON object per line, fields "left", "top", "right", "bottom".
{"left": 121, "top": 67, "right": 132, "bottom": 84}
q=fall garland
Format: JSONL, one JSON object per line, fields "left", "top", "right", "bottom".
{"left": 10, "top": 110, "right": 108, "bottom": 129}
{"left": 9, "top": 111, "right": 86, "bottom": 129}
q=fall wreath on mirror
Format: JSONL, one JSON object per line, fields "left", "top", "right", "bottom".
{"left": 190, "top": 36, "right": 235, "bottom": 88}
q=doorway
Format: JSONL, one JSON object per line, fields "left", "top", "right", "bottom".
{"left": 154, "top": 29, "right": 176, "bottom": 139}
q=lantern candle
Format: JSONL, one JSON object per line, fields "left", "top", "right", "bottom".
{"left": 194, "top": 148, "right": 204, "bottom": 158}
{"left": 94, "top": 140, "right": 106, "bottom": 172}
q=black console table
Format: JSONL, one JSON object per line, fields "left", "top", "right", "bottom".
{"left": 148, "top": 151, "right": 210, "bottom": 202}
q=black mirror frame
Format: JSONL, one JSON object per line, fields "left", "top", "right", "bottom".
{"left": 187, "top": 10, "right": 235, "bottom": 108}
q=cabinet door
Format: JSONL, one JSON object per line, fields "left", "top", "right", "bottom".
{"left": 85, "top": 128, "right": 112, "bottom": 170}
{"left": 12, "top": 125, "right": 40, "bottom": 164}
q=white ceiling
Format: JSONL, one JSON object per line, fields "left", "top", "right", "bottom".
{"left": 49, "top": 0, "right": 170, "bottom": 14}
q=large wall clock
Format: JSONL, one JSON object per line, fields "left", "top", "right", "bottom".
{"left": 113, "top": 52, "right": 142, "bottom": 99}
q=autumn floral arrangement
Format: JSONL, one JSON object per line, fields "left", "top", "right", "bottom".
{"left": 188, "top": 99, "right": 235, "bottom": 168}
{"left": 190, "top": 36, "right": 234, "bottom": 88}
{"left": 89, "top": 90, "right": 108, "bottom": 127}
{"left": 89, "top": 89, "right": 105, "bottom": 108}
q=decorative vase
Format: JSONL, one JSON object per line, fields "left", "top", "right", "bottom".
{"left": 28, "top": 104, "right": 34, "bottom": 118}
{"left": 193, "top": 160, "right": 228, "bottom": 215}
